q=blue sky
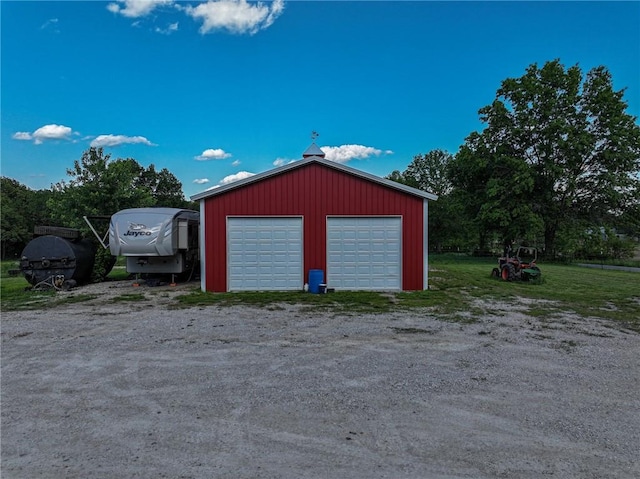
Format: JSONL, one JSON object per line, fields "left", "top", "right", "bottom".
{"left": 2, "top": 1, "right": 639, "bottom": 199}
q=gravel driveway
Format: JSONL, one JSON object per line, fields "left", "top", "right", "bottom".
{"left": 2, "top": 281, "right": 639, "bottom": 478}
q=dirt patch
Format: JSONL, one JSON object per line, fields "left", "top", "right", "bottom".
{"left": 54, "top": 278, "right": 199, "bottom": 310}
{"left": 2, "top": 281, "right": 639, "bottom": 478}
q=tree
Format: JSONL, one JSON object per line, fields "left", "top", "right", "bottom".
{"left": 138, "top": 164, "right": 189, "bottom": 208}
{"left": 404, "top": 149, "right": 453, "bottom": 197}
{"left": 386, "top": 169, "right": 415, "bottom": 188}
{"left": 387, "top": 150, "right": 473, "bottom": 252}
{"left": 50, "top": 148, "right": 151, "bottom": 227}
{"left": 48, "top": 147, "right": 189, "bottom": 228}
{"left": 451, "top": 60, "right": 640, "bottom": 256}
{"left": 451, "top": 125, "right": 543, "bottom": 251}
{"left": 0, "top": 177, "right": 53, "bottom": 259}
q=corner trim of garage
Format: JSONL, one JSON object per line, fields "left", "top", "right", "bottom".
{"left": 199, "top": 201, "right": 206, "bottom": 292}
{"left": 423, "top": 198, "right": 429, "bottom": 290}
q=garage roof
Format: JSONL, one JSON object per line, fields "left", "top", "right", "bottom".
{"left": 191, "top": 155, "right": 438, "bottom": 202}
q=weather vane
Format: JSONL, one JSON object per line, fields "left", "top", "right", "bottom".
{"left": 311, "top": 131, "right": 319, "bottom": 141}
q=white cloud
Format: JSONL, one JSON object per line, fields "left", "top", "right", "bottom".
{"left": 185, "top": 0, "right": 285, "bottom": 35}
{"left": 220, "top": 171, "right": 254, "bottom": 185}
{"left": 13, "top": 124, "right": 75, "bottom": 144}
{"left": 41, "top": 18, "right": 60, "bottom": 32}
{"left": 12, "top": 132, "right": 33, "bottom": 141}
{"left": 273, "top": 157, "right": 296, "bottom": 167}
{"left": 33, "top": 124, "right": 74, "bottom": 144}
{"left": 195, "top": 148, "right": 232, "bottom": 160}
{"left": 231, "top": 159, "right": 241, "bottom": 166}
{"left": 321, "top": 144, "right": 393, "bottom": 164}
{"left": 193, "top": 178, "right": 210, "bottom": 184}
{"left": 155, "top": 22, "right": 179, "bottom": 34}
{"left": 107, "top": 0, "right": 173, "bottom": 18}
{"left": 90, "top": 134, "right": 155, "bottom": 147}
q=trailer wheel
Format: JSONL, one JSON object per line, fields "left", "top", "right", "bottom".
{"left": 501, "top": 264, "right": 516, "bottom": 281}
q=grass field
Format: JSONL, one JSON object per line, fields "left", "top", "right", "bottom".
{"left": 2, "top": 255, "right": 638, "bottom": 331}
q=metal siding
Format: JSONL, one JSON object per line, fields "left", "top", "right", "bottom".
{"left": 203, "top": 163, "right": 425, "bottom": 292}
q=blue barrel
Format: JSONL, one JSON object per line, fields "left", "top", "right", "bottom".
{"left": 308, "top": 269, "right": 324, "bottom": 294}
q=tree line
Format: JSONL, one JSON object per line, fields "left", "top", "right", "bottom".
{"left": 2, "top": 60, "right": 639, "bottom": 261}
{"left": 387, "top": 60, "right": 640, "bottom": 260}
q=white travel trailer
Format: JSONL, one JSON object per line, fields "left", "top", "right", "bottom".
{"left": 109, "top": 208, "right": 199, "bottom": 277}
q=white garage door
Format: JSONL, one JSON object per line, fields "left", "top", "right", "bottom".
{"left": 327, "top": 217, "right": 402, "bottom": 290}
{"left": 227, "top": 217, "right": 303, "bottom": 291}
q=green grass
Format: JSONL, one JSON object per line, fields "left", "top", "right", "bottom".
{"left": 112, "top": 293, "right": 147, "bottom": 302}
{"left": 175, "top": 289, "right": 395, "bottom": 314}
{"left": 107, "top": 266, "right": 130, "bottom": 281}
{"left": 0, "top": 271, "right": 102, "bottom": 311}
{"left": 0, "top": 258, "right": 130, "bottom": 311}
{"left": 0, "top": 276, "right": 56, "bottom": 310}
{"left": 2, "top": 256, "right": 639, "bottom": 332}
{"left": 424, "top": 255, "right": 639, "bottom": 329}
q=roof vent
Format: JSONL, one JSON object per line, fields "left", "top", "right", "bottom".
{"left": 303, "top": 131, "right": 325, "bottom": 158}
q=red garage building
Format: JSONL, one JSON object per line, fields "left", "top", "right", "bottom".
{"left": 191, "top": 144, "right": 437, "bottom": 292}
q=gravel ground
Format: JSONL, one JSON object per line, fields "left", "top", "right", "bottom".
{"left": 2, "top": 280, "right": 639, "bottom": 478}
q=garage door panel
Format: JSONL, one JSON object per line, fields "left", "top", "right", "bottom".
{"left": 257, "top": 266, "right": 271, "bottom": 275}
{"left": 370, "top": 242, "right": 388, "bottom": 253}
{"left": 228, "top": 217, "right": 302, "bottom": 291}
{"left": 256, "top": 253, "right": 273, "bottom": 263}
{"left": 370, "top": 265, "right": 387, "bottom": 275}
{"left": 357, "top": 265, "right": 372, "bottom": 275}
{"left": 327, "top": 217, "right": 401, "bottom": 291}
{"left": 341, "top": 279, "right": 358, "bottom": 288}
{"left": 257, "top": 218, "right": 272, "bottom": 226}
{"left": 357, "top": 253, "right": 371, "bottom": 262}
{"left": 271, "top": 243, "right": 289, "bottom": 253}
{"left": 374, "top": 251, "right": 400, "bottom": 263}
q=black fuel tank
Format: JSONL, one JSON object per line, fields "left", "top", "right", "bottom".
{"left": 19, "top": 235, "right": 97, "bottom": 287}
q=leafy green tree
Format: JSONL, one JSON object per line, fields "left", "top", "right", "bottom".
{"left": 1, "top": 177, "right": 33, "bottom": 259}
{"left": 0, "top": 177, "right": 53, "bottom": 259}
{"left": 451, "top": 60, "right": 640, "bottom": 256}
{"left": 48, "top": 147, "right": 189, "bottom": 228}
{"left": 404, "top": 149, "right": 453, "bottom": 197}
{"left": 451, "top": 127, "right": 543, "bottom": 251}
{"left": 138, "top": 164, "right": 190, "bottom": 208}
{"left": 616, "top": 202, "right": 639, "bottom": 240}
{"left": 387, "top": 150, "right": 473, "bottom": 252}
{"left": 49, "top": 148, "right": 153, "bottom": 227}
{"left": 386, "top": 169, "right": 416, "bottom": 188}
